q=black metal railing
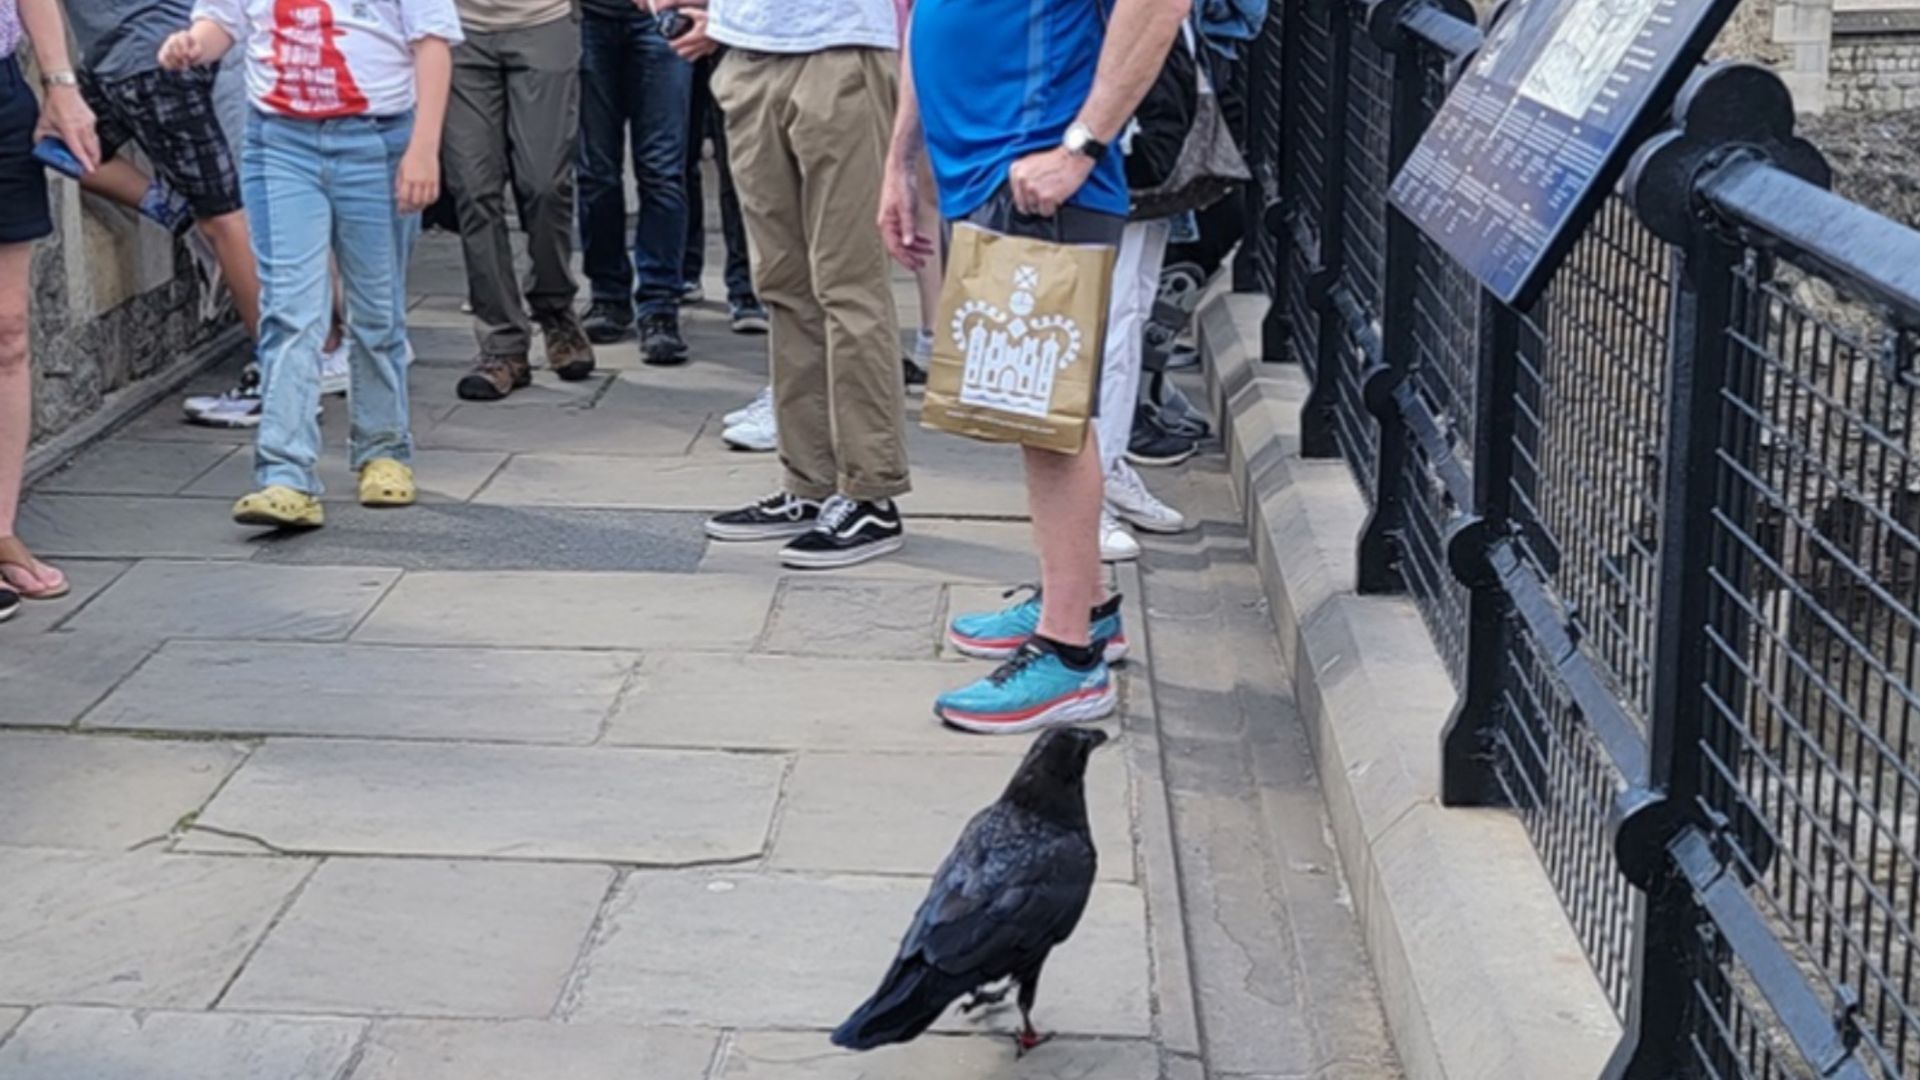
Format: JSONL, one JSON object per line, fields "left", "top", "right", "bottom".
{"left": 1240, "top": 0, "right": 1920, "bottom": 1073}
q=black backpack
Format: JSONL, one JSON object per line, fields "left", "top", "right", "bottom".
{"left": 1124, "top": 35, "right": 1199, "bottom": 193}
{"left": 1123, "top": 27, "right": 1251, "bottom": 220}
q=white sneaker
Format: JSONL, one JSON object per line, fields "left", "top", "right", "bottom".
{"left": 723, "top": 408, "right": 777, "bottom": 452}
{"left": 320, "top": 342, "right": 350, "bottom": 397}
{"left": 1101, "top": 510, "right": 1141, "bottom": 563}
{"left": 725, "top": 387, "right": 772, "bottom": 428}
{"left": 184, "top": 364, "right": 263, "bottom": 428}
{"left": 1106, "top": 461, "right": 1188, "bottom": 534}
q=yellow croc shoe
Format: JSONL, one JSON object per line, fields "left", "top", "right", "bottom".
{"left": 232, "top": 485, "right": 324, "bottom": 529}
{"left": 359, "top": 458, "right": 417, "bottom": 508}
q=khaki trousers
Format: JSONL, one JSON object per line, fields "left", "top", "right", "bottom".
{"left": 713, "top": 47, "right": 910, "bottom": 502}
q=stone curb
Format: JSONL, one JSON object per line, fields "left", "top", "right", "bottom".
{"left": 1199, "top": 292, "right": 1621, "bottom": 1080}
{"left": 25, "top": 323, "right": 248, "bottom": 488}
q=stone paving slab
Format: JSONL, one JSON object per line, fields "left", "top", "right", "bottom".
{"left": 0, "top": 734, "right": 245, "bottom": 849}
{"left": 248, "top": 504, "right": 709, "bottom": 574}
{"left": 606, "top": 653, "right": 1002, "bottom": 754}
{"left": 565, "top": 872, "right": 1152, "bottom": 1037}
{"left": 180, "top": 448, "right": 508, "bottom": 503}
{"left": 0, "top": 1010, "right": 22, "bottom": 1043}
{"left": 65, "top": 562, "right": 400, "bottom": 642}
{"left": 590, "top": 364, "right": 769, "bottom": 416}
{"left": 35, "top": 441, "right": 235, "bottom": 497}
{"left": 222, "top": 859, "right": 611, "bottom": 1018}
{"left": 0, "top": 634, "right": 154, "bottom": 727}
{"left": 3, "top": 559, "right": 128, "bottom": 634}
{"left": 0, "top": 1007, "right": 363, "bottom": 1080}
{"left": 419, "top": 403, "right": 701, "bottom": 457}
{"left": 699, "top": 520, "right": 1039, "bottom": 585}
{"left": 350, "top": 1020, "right": 719, "bottom": 1080}
{"left": 87, "top": 641, "right": 634, "bottom": 744}
{"left": 17, "top": 496, "right": 261, "bottom": 560}
{"left": 0, "top": 849, "right": 311, "bottom": 1008}
{"left": 187, "top": 739, "right": 785, "bottom": 863}
{"left": 352, "top": 570, "right": 772, "bottom": 650}
{"left": 473, "top": 453, "right": 775, "bottom": 512}
{"left": 759, "top": 580, "right": 945, "bottom": 660}
{"left": 718, "top": 1031, "right": 1161, "bottom": 1079}
{"left": 409, "top": 372, "right": 613, "bottom": 415}
{"left": 769, "top": 750, "right": 1135, "bottom": 882}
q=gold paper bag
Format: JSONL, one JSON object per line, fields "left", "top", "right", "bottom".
{"left": 923, "top": 223, "right": 1117, "bottom": 454}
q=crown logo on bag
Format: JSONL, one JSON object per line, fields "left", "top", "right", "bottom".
{"left": 951, "top": 263, "right": 1084, "bottom": 419}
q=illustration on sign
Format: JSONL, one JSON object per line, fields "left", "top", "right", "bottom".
{"left": 1388, "top": 0, "right": 1733, "bottom": 304}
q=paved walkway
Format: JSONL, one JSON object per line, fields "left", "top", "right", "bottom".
{"left": 1, "top": 231, "right": 1400, "bottom": 1079}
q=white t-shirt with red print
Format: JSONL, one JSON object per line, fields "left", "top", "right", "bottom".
{"left": 191, "top": 0, "right": 463, "bottom": 118}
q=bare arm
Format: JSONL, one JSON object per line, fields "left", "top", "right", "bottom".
{"left": 879, "top": 9, "right": 936, "bottom": 268}
{"left": 19, "top": 0, "right": 97, "bottom": 169}
{"left": 886, "top": 24, "right": 923, "bottom": 170}
{"left": 1076, "top": 0, "right": 1191, "bottom": 143}
{"left": 1007, "top": 0, "right": 1189, "bottom": 217}
{"left": 409, "top": 35, "right": 452, "bottom": 155}
{"left": 157, "top": 20, "right": 237, "bottom": 71}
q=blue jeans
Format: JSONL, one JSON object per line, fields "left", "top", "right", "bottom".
{"left": 577, "top": 10, "right": 691, "bottom": 318}
{"left": 243, "top": 111, "right": 419, "bottom": 495}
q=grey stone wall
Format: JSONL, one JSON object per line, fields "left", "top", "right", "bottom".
{"left": 27, "top": 171, "right": 236, "bottom": 447}
{"left": 1830, "top": 28, "right": 1920, "bottom": 110}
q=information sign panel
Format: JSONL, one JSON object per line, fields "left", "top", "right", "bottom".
{"left": 1388, "top": 0, "right": 1733, "bottom": 305}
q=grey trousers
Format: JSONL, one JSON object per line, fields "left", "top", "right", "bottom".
{"left": 444, "top": 16, "right": 581, "bottom": 359}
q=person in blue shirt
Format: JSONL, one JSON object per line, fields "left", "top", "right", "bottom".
{"left": 881, "top": 0, "right": 1189, "bottom": 735}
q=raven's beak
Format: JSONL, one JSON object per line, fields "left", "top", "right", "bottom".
{"left": 1085, "top": 728, "right": 1113, "bottom": 751}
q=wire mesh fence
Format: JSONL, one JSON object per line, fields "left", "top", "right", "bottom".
{"left": 1237, "top": 0, "right": 1920, "bottom": 1073}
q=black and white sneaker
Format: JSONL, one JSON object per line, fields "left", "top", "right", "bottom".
{"left": 781, "top": 495, "right": 905, "bottom": 570}
{"left": 0, "top": 585, "right": 18, "bottom": 623}
{"left": 706, "top": 492, "right": 822, "bottom": 542}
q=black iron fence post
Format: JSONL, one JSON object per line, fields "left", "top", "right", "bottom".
{"left": 1297, "top": 0, "right": 1353, "bottom": 459}
{"left": 1351, "top": 0, "right": 1444, "bottom": 594}
{"left": 1440, "top": 293, "right": 1521, "bottom": 805}
{"left": 1606, "top": 63, "right": 1827, "bottom": 1079}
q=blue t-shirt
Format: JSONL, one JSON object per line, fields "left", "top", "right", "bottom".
{"left": 911, "top": 0, "right": 1128, "bottom": 220}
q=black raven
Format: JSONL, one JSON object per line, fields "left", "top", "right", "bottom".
{"left": 830, "top": 726, "right": 1109, "bottom": 1055}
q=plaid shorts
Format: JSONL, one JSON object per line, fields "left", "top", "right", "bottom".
{"left": 82, "top": 65, "right": 242, "bottom": 219}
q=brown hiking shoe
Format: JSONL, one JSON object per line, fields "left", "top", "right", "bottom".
{"left": 456, "top": 353, "right": 532, "bottom": 401}
{"left": 538, "top": 309, "right": 597, "bottom": 382}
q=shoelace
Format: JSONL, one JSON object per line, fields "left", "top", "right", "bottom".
{"left": 987, "top": 644, "right": 1047, "bottom": 687}
{"left": 816, "top": 495, "right": 858, "bottom": 534}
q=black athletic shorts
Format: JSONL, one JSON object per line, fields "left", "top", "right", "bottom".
{"left": 82, "top": 65, "right": 243, "bottom": 219}
{"left": 0, "top": 57, "right": 51, "bottom": 245}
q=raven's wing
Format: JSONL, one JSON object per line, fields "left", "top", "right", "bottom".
{"left": 898, "top": 808, "right": 1097, "bottom": 984}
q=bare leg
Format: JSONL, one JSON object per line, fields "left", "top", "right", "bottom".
{"left": 197, "top": 211, "right": 260, "bottom": 337}
{"left": 0, "top": 241, "right": 61, "bottom": 595}
{"left": 1025, "top": 435, "right": 1106, "bottom": 647}
{"left": 77, "top": 158, "right": 153, "bottom": 209}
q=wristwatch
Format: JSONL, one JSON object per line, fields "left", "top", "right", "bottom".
{"left": 41, "top": 71, "right": 78, "bottom": 88}
{"left": 1063, "top": 122, "right": 1107, "bottom": 162}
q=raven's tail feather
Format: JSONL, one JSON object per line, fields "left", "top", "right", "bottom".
{"left": 830, "top": 959, "right": 969, "bottom": 1051}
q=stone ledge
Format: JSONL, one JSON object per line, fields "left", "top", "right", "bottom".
{"left": 1199, "top": 291, "right": 1621, "bottom": 1080}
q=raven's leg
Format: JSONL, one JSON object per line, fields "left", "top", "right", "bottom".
{"left": 1013, "top": 960, "right": 1054, "bottom": 1058}
{"left": 962, "top": 983, "right": 1011, "bottom": 1014}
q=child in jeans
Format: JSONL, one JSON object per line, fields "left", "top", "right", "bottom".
{"left": 160, "top": 0, "right": 459, "bottom": 528}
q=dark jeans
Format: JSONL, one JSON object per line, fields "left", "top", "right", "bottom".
{"left": 577, "top": 9, "right": 691, "bottom": 318}
{"left": 682, "top": 54, "right": 754, "bottom": 305}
